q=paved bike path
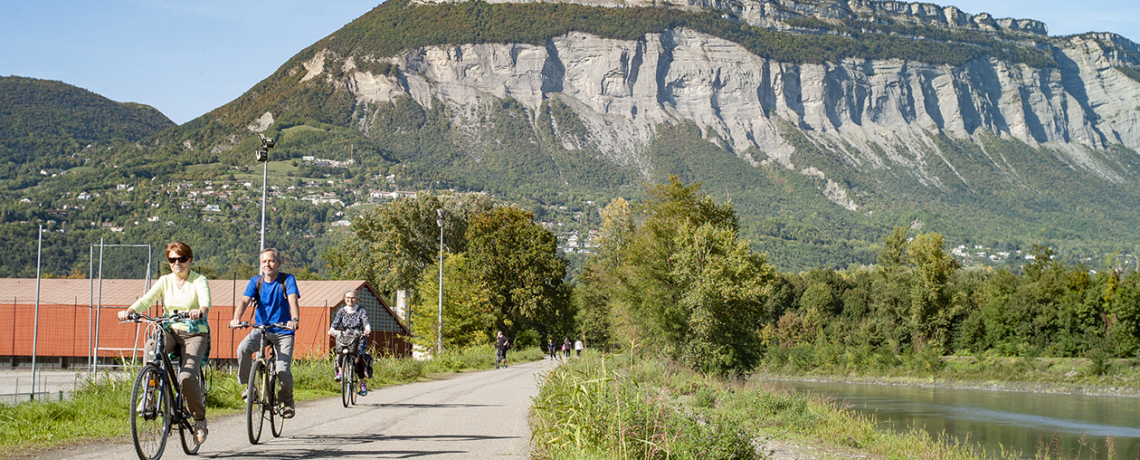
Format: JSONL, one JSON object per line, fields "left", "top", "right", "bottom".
{"left": 46, "top": 358, "right": 559, "bottom": 459}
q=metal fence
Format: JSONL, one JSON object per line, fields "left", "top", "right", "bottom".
{"left": 0, "top": 369, "right": 92, "bottom": 405}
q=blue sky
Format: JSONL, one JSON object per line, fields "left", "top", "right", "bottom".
{"left": 2, "top": 0, "right": 1137, "bottom": 125}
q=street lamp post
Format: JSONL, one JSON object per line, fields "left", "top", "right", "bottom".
{"left": 256, "top": 135, "right": 275, "bottom": 252}
{"left": 436, "top": 208, "right": 444, "bottom": 356}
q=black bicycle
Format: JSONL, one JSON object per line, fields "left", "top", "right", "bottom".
{"left": 231, "top": 321, "right": 289, "bottom": 444}
{"left": 123, "top": 312, "right": 208, "bottom": 460}
{"left": 335, "top": 329, "right": 364, "bottom": 407}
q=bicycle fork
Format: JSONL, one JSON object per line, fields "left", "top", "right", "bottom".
{"left": 142, "top": 373, "right": 161, "bottom": 419}
{"left": 256, "top": 347, "right": 277, "bottom": 408}
{"left": 140, "top": 365, "right": 171, "bottom": 422}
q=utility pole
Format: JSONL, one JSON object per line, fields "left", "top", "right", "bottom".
{"left": 31, "top": 225, "right": 42, "bottom": 399}
{"left": 256, "top": 135, "right": 276, "bottom": 253}
{"left": 436, "top": 208, "right": 444, "bottom": 356}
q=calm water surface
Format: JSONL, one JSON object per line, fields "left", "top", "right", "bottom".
{"left": 767, "top": 380, "right": 1140, "bottom": 459}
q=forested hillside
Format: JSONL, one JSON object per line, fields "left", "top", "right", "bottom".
{"left": 0, "top": 76, "right": 174, "bottom": 187}
{"left": 0, "top": 77, "right": 343, "bottom": 279}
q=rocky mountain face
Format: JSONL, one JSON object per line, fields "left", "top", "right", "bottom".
{"left": 268, "top": 0, "right": 1140, "bottom": 212}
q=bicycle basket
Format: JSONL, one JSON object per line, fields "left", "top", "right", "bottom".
{"left": 336, "top": 330, "right": 363, "bottom": 352}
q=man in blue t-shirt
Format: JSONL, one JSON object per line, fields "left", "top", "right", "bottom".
{"left": 230, "top": 248, "right": 301, "bottom": 418}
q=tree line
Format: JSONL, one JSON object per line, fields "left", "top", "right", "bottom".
{"left": 335, "top": 178, "right": 1140, "bottom": 377}
{"left": 310, "top": 0, "right": 1056, "bottom": 70}
{"left": 325, "top": 192, "right": 573, "bottom": 350}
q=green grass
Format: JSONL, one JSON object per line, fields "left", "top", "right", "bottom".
{"left": 0, "top": 346, "right": 543, "bottom": 457}
{"left": 0, "top": 373, "right": 133, "bottom": 453}
{"left": 530, "top": 352, "right": 1021, "bottom": 460}
{"left": 281, "top": 125, "right": 326, "bottom": 135}
{"left": 185, "top": 162, "right": 224, "bottom": 173}
{"left": 230, "top": 160, "right": 302, "bottom": 183}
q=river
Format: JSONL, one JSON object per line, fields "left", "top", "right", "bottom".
{"left": 767, "top": 380, "right": 1140, "bottom": 459}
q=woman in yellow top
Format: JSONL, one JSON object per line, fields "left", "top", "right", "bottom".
{"left": 117, "top": 241, "right": 211, "bottom": 444}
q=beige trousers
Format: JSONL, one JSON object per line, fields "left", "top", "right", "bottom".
{"left": 144, "top": 329, "right": 208, "bottom": 421}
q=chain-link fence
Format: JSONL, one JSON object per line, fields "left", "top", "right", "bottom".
{"left": 0, "top": 242, "right": 152, "bottom": 404}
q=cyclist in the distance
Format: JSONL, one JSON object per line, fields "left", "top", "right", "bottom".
{"left": 494, "top": 331, "right": 510, "bottom": 369}
{"left": 117, "top": 241, "right": 211, "bottom": 444}
{"left": 327, "top": 290, "right": 373, "bottom": 395}
{"left": 230, "top": 248, "right": 300, "bottom": 418}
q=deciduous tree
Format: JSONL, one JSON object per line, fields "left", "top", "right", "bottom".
{"left": 466, "top": 206, "right": 571, "bottom": 339}
{"left": 409, "top": 253, "right": 495, "bottom": 350}
{"left": 325, "top": 192, "right": 491, "bottom": 299}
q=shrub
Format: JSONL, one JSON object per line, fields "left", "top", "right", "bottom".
{"left": 788, "top": 344, "right": 817, "bottom": 372}
{"left": 1086, "top": 347, "right": 1109, "bottom": 376}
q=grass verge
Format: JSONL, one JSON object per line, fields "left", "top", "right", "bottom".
{"left": 0, "top": 346, "right": 543, "bottom": 458}
{"left": 530, "top": 352, "right": 1021, "bottom": 460}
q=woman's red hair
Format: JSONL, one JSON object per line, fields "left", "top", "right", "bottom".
{"left": 164, "top": 241, "right": 193, "bottom": 261}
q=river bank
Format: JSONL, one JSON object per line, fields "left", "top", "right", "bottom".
{"left": 753, "top": 355, "right": 1140, "bottom": 398}
{"left": 531, "top": 353, "right": 1023, "bottom": 460}
{"left": 753, "top": 372, "right": 1140, "bottom": 398}
{"left": 763, "top": 377, "right": 1140, "bottom": 460}
{"left": 748, "top": 356, "right": 1140, "bottom": 459}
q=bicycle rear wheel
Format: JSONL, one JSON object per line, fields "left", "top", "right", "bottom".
{"left": 270, "top": 371, "right": 284, "bottom": 437}
{"left": 177, "top": 392, "right": 202, "bottom": 455}
{"left": 246, "top": 361, "right": 266, "bottom": 444}
{"left": 130, "top": 364, "right": 171, "bottom": 460}
{"left": 199, "top": 362, "right": 212, "bottom": 400}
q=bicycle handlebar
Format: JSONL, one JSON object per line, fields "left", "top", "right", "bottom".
{"left": 333, "top": 328, "right": 365, "bottom": 335}
{"left": 229, "top": 321, "right": 291, "bottom": 330}
{"left": 121, "top": 311, "right": 190, "bottom": 324}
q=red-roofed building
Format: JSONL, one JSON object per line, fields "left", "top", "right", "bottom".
{"left": 0, "top": 278, "right": 410, "bottom": 367}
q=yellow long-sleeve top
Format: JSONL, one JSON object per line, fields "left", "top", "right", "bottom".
{"left": 128, "top": 271, "right": 212, "bottom": 333}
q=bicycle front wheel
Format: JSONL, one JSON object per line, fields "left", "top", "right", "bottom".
{"left": 270, "top": 371, "right": 284, "bottom": 437}
{"left": 341, "top": 357, "right": 352, "bottom": 408}
{"left": 130, "top": 364, "right": 171, "bottom": 460}
{"left": 246, "top": 361, "right": 266, "bottom": 444}
{"left": 349, "top": 359, "right": 359, "bottom": 406}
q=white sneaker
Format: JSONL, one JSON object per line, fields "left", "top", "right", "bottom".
{"left": 136, "top": 390, "right": 156, "bottom": 414}
{"left": 193, "top": 419, "right": 208, "bottom": 444}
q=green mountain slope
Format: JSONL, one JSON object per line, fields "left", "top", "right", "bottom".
{"left": 0, "top": 76, "right": 174, "bottom": 187}
{"left": 4, "top": 1, "right": 1140, "bottom": 279}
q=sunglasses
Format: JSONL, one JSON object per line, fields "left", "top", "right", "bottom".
{"left": 167, "top": 256, "right": 189, "bottom": 264}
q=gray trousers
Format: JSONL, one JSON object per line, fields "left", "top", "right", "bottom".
{"left": 236, "top": 329, "right": 294, "bottom": 405}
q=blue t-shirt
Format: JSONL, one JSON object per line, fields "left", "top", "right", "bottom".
{"left": 243, "top": 272, "right": 300, "bottom": 335}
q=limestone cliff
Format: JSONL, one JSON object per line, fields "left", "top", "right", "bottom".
{"left": 264, "top": 0, "right": 1140, "bottom": 210}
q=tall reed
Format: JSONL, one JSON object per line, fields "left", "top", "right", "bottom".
{"left": 531, "top": 352, "right": 1022, "bottom": 460}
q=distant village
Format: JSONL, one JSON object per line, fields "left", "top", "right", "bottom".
{"left": 32, "top": 156, "right": 604, "bottom": 254}
{"left": 948, "top": 243, "right": 1137, "bottom": 273}
{"left": 26, "top": 155, "right": 1138, "bottom": 270}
